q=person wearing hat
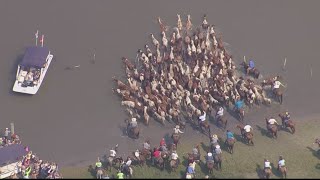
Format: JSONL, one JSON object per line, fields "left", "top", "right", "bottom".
{"left": 129, "top": 118, "right": 138, "bottom": 129}
{"left": 282, "top": 111, "right": 291, "bottom": 128}
{"left": 277, "top": 156, "right": 286, "bottom": 170}
{"left": 210, "top": 134, "right": 219, "bottom": 146}
{"left": 243, "top": 124, "right": 253, "bottom": 137}
{"left": 206, "top": 152, "right": 214, "bottom": 164}
{"left": 214, "top": 145, "right": 222, "bottom": 155}
{"left": 170, "top": 150, "right": 180, "bottom": 165}
{"left": 267, "top": 117, "right": 279, "bottom": 131}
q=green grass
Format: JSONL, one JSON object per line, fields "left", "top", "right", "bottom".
{"left": 60, "top": 119, "right": 320, "bottom": 179}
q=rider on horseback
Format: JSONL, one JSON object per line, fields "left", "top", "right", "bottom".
{"left": 277, "top": 156, "right": 286, "bottom": 170}
{"left": 264, "top": 159, "right": 272, "bottom": 170}
{"left": 272, "top": 79, "right": 285, "bottom": 95}
{"left": 215, "top": 106, "right": 224, "bottom": 120}
{"left": 152, "top": 147, "right": 161, "bottom": 165}
{"left": 172, "top": 125, "right": 184, "bottom": 139}
{"left": 128, "top": 118, "right": 138, "bottom": 130}
{"left": 143, "top": 140, "right": 151, "bottom": 151}
{"left": 282, "top": 111, "right": 291, "bottom": 128}
{"left": 205, "top": 152, "right": 214, "bottom": 164}
{"left": 198, "top": 111, "right": 207, "bottom": 127}
{"left": 243, "top": 124, "right": 253, "bottom": 138}
{"left": 234, "top": 98, "right": 244, "bottom": 113}
{"left": 116, "top": 170, "right": 124, "bottom": 179}
{"left": 95, "top": 157, "right": 102, "bottom": 170}
{"left": 159, "top": 138, "right": 167, "bottom": 151}
{"left": 246, "top": 59, "right": 255, "bottom": 75}
{"left": 214, "top": 145, "right": 222, "bottom": 155}
{"left": 267, "top": 117, "right": 279, "bottom": 130}
{"left": 171, "top": 150, "right": 180, "bottom": 165}
{"left": 225, "top": 130, "right": 235, "bottom": 144}
{"left": 210, "top": 134, "right": 219, "bottom": 151}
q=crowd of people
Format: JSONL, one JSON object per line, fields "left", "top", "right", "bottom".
{"left": 1, "top": 126, "right": 62, "bottom": 179}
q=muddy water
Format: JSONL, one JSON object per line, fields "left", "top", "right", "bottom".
{"left": 0, "top": 0, "right": 319, "bottom": 166}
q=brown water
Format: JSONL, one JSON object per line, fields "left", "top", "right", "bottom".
{"left": 0, "top": 0, "right": 319, "bottom": 167}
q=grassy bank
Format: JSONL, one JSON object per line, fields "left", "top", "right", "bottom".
{"left": 60, "top": 118, "right": 320, "bottom": 179}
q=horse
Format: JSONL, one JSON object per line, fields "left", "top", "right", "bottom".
{"left": 240, "top": 61, "right": 260, "bottom": 79}
{"left": 132, "top": 150, "right": 147, "bottom": 167}
{"left": 106, "top": 156, "right": 123, "bottom": 171}
{"left": 171, "top": 134, "right": 180, "bottom": 148}
{"left": 278, "top": 113, "right": 295, "bottom": 134}
{"left": 264, "top": 168, "right": 272, "bottom": 179}
{"left": 121, "top": 164, "right": 133, "bottom": 178}
{"left": 199, "top": 120, "right": 211, "bottom": 136}
{"left": 207, "top": 161, "right": 214, "bottom": 174}
{"left": 126, "top": 122, "right": 140, "bottom": 139}
{"left": 236, "top": 125, "right": 254, "bottom": 145}
{"left": 96, "top": 168, "right": 104, "bottom": 179}
{"left": 236, "top": 108, "right": 245, "bottom": 122}
{"left": 273, "top": 88, "right": 283, "bottom": 104}
{"left": 154, "top": 156, "right": 165, "bottom": 170}
{"left": 213, "top": 154, "right": 222, "bottom": 170}
{"left": 216, "top": 116, "right": 227, "bottom": 130}
{"left": 266, "top": 119, "right": 278, "bottom": 139}
{"left": 225, "top": 138, "right": 235, "bottom": 154}
{"left": 170, "top": 159, "right": 179, "bottom": 172}
{"left": 278, "top": 166, "right": 287, "bottom": 179}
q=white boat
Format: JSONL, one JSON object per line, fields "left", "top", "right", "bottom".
{"left": 12, "top": 46, "right": 53, "bottom": 94}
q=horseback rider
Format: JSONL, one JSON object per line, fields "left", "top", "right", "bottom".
{"left": 143, "top": 140, "right": 151, "bottom": 151}
{"left": 210, "top": 134, "right": 219, "bottom": 151}
{"left": 172, "top": 125, "right": 184, "bottom": 139}
{"left": 186, "top": 162, "right": 196, "bottom": 176}
{"left": 116, "top": 170, "right": 124, "bottom": 179}
{"left": 125, "top": 157, "right": 132, "bottom": 167}
{"left": 214, "top": 145, "right": 222, "bottom": 155}
{"left": 243, "top": 124, "right": 253, "bottom": 137}
{"left": 267, "top": 117, "right": 279, "bottom": 130}
{"left": 159, "top": 138, "right": 167, "bottom": 152}
{"left": 277, "top": 156, "right": 286, "bottom": 170}
{"left": 264, "top": 159, "right": 272, "bottom": 170}
{"left": 282, "top": 111, "right": 291, "bottom": 128}
{"left": 198, "top": 111, "right": 207, "bottom": 127}
{"left": 272, "top": 79, "right": 285, "bottom": 94}
{"left": 225, "top": 130, "right": 235, "bottom": 144}
{"left": 170, "top": 150, "right": 180, "bottom": 165}
{"left": 128, "top": 118, "right": 138, "bottom": 132}
{"left": 95, "top": 157, "right": 103, "bottom": 170}
{"left": 215, "top": 106, "right": 224, "bottom": 120}
{"left": 247, "top": 59, "right": 255, "bottom": 74}
{"left": 152, "top": 147, "right": 161, "bottom": 165}
{"left": 234, "top": 98, "right": 244, "bottom": 113}
{"left": 205, "top": 152, "right": 214, "bottom": 164}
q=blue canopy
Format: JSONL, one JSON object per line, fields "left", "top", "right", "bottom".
{"left": 0, "top": 144, "right": 27, "bottom": 166}
{"left": 20, "top": 46, "right": 49, "bottom": 68}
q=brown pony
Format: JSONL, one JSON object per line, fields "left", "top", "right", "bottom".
{"left": 266, "top": 119, "right": 278, "bottom": 139}
{"left": 278, "top": 166, "right": 287, "bottom": 179}
{"left": 171, "top": 134, "right": 180, "bottom": 148}
{"left": 207, "top": 161, "right": 214, "bottom": 174}
{"left": 236, "top": 108, "right": 245, "bottom": 122}
{"left": 217, "top": 116, "right": 227, "bottom": 130}
{"left": 240, "top": 61, "right": 260, "bottom": 79}
{"left": 133, "top": 150, "right": 147, "bottom": 167}
{"left": 170, "top": 159, "right": 179, "bottom": 172}
{"left": 199, "top": 120, "right": 211, "bottom": 136}
{"left": 264, "top": 167, "right": 272, "bottom": 179}
{"left": 236, "top": 125, "right": 254, "bottom": 145}
{"left": 273, "top": 89, "right": 283, "bottom": 104}
{"left": 225, "top": 138, "right": 235, "bottom": 154}
{"left": 278, "top": 113, "right": 295, "bottom": 134}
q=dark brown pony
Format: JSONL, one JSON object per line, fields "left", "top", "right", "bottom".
{"left": 207, "top": 161, "right": 214, "bottom": 174}
{"left": 236, "top": 125, "right": 254, "bottom": 145}
{"left": 266, "top": 119, "right": 278, "bottom": 139}
{"left": 213, "top": 153, "right": 222, "bottom": 170}
{"left": 217, "top": 116, "right": 227, "bottom": 130}
{"left": 132, "top": 150, "right": 147, "bottom": 167}
{"left": 199, "top": 120, "right": 211, "bottom": 136}
{"left": 278, "top": 113, "right": 295, "bottom": 134}
{"left": 273, "top": 89, "right": 283, "bottom": 104}
{"left": 225, "top": 138, "right": 235, "bottom": 154}
{"left": 236, "top": 108, "right": 245, "bottom": 122}
{"left": 240, "top": 61, "right": 260, "bottom": 79}
{"left": 171, "top": 134, "right": 180, "bottom": 148}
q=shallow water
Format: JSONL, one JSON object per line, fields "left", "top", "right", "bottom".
{"left": 0, "top": 0, "right": 319, "bottom": 166}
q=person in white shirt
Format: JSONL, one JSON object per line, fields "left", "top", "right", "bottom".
{"left": 278, "top": 156, "right": 286, "bottom": 169}
{"left": 173, "top": 125, "right": 184, "bottom": 135}
{"left": 214, "top": 145, "right": 222, "bottom": 155}
{"left": 215, "top": 107, "right": 224, "bottom": 120}
{"left": 109, "top": 149, "right": 116, "bottom": 157}
{"left": 267, "top": 118, "right": 279, "bottom": 131}
{"left": 198, "top": 111, "right": 206, "bottom": 126}
{"left": 125, "top": 157, "right": 132, "bottom": 167}
{"left": 264, "top": 159, "right": 271, "bottom": 169}
{"left": 243, "top": 124, "right": 252, "bottom": 133}
{"left": 171, "top": 151, "right": 179, "bottom": 160}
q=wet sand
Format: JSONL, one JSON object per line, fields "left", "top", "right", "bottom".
{"left": 0, "top": 0, "right": 319, "bottom": 167}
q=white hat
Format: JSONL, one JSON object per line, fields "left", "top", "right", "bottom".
{"left": 176, "top": 125, "right": 180, "bottom": 129}
{"left": 212, "top": 134, "right": 218, "bottom": 138}
{"left": 207, "top": 152, "right": 212, "bottom": 157}
{"left": 132, "top": 118, "right": 137, "bottom": 122}
{"left": 215, "top": 145, "right": 220, "bottom": 149}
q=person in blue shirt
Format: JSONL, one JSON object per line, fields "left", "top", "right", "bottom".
{"left": 247, "top": 59, "right": 255, "bottom": 74}
{"left": 187, "top": 163, "right": 195, "bottom": 174}
{"left": 234, "top": 98, "right": 244, "bottom": 112}
{"left": 225, "top": 130, "right": 235, "bottom": 145}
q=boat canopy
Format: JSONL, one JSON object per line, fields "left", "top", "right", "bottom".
{"left": 20, "top": 46, "right": 49, "bottom": 68}
{"left": 0, "top": 144, "right": 27, "bottom": 166}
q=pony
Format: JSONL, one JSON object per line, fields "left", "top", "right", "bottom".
{"left": 240, "top": 61, "right": 260, "bottom": 79}
{"left": 266, "top": 119, "right": 278, "bottom": 139}
{"left": 225, "top": 138, "right": 235, "bottom": 154}
{"left": 216, "top": 116, "right": 227, "bottom": 130}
